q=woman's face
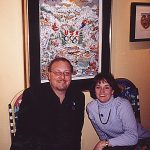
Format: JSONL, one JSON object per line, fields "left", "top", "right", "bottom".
{"left": 95, "top": 79, "right": 114, "bottom": 103}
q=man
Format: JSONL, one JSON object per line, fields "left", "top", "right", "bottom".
{"left": 10, "top": 57, "right": 85, "bottom": 150}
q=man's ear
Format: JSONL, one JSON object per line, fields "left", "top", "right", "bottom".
{"left": 47, "top": 72, "right": 50, "bottom": 80}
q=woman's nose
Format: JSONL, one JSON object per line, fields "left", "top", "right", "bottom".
{"left": 100, "top": 88, "right": 105, "bottom": 93}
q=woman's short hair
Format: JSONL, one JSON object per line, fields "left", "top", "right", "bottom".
{"left": 90, "top": 72, "right": 121, "bottom": 99}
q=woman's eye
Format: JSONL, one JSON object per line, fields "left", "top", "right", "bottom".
{"left": 105, "top": 87, "right": 109, "bottom": 89}
{"left": 95, "top": 86, "right": 100, "bottom": 89}
{"left": 105, "top": 86, "right": 111, "bottom": 90}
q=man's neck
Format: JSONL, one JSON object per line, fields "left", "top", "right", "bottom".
{"left": 53, "top": 89, "right": 66, "bottom": 103}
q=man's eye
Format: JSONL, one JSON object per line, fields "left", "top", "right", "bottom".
{"left": 56, "top": 72, "right": 62, "bottom": 76}
{"left": 51, "top": 71, "right": 71, "bottom": 76}
{"left": 64, "top": 72, "right": 71, "bottom": 76}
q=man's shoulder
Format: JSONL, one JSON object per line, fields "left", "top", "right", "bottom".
{"left": 24, "top": 82, "right": 50, "bottom": 94}
{"left": 27, "top": 82, "right": 49, "bottom": 89}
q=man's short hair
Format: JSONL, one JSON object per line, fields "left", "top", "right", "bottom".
{"left": 48, "top": 57, "right": 73, "bottom": 73}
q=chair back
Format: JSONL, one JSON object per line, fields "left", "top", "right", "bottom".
{"left": 115, "top": 78, "right": 141, "bottom": 123}
{"left": 8, "top": 90, "right": 23, "bottom": 142}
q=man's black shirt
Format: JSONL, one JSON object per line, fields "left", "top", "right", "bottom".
{"left": 10, "top": 82, "right": 85, "bottom": 150}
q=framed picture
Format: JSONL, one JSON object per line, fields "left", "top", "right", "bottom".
{"left": 23, "top": 0, "right": 111, "bottom": 91}
{"left": 130, "top": 2, "right": 150, "bottom": 42}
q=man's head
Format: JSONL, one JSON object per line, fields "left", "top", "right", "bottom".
{"left": 47, "top": 57, "right": 73, "bottom": 93}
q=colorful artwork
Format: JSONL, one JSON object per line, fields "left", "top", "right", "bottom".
{"left": 39, "top": 0, "right": 101, "bottom": 82}
{"left": 141, "top": 13, "right": 150, "bottom": 29}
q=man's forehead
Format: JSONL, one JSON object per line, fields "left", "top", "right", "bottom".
{"left": 51, "top": 61, "right": 71, "bottom": 69}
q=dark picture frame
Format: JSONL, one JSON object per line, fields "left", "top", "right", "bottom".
{"left": 27, "top": 0, "right": 111, "bottom": 91}
{"left": 130, "top": 2, "right": 150, "bottom": 42}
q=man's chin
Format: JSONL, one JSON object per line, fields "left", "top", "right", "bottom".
{"left": 57, "top": 86, "right": 68, "bottom": 91}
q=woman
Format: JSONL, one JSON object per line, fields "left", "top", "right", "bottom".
{"left": 86, "top": 73, "right": 150, "bottom": 150}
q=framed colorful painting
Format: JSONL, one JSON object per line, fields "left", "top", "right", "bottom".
{"left": 130, "top": 2, "right": 150, "bottom": 42}
{"left": 23, "top": 0, "right": 111, "bottom": 90}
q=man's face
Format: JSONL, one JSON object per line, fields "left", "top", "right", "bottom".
{"left": 48, "top": 61, "right": 72, "bottom": 93}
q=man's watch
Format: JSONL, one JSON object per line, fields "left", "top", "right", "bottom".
{"left": 105, "top": 140, "right": 109, "bottom": 147}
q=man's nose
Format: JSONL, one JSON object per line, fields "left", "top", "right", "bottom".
{"left": 60, "top": 73, "right": 65, "bottom": 78}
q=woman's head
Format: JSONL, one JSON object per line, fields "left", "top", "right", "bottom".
{"left": 90, "top": 73, "right": 120, "bottom": 102}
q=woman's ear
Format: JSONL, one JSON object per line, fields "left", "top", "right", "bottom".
{"left": 112, "top": 90, "right": 114, "bottom": 95}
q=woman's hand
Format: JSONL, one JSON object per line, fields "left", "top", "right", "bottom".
{"left": 93, "top": 140, "right": 107, "bottom": 150}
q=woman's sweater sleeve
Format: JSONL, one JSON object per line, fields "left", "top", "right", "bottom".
{"left": 109, "top": 100, "right": 138, "bottom": 146}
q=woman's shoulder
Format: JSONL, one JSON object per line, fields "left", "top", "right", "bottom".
{"left": 86, "top": 99, "right": 97, "bottom": 110}
{"left": 114, "top": 96, "right": 132, "bottom": 109}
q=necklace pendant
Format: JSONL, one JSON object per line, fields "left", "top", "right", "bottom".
{"left": 99, "top": 108, "right": 111, "bottom": 125}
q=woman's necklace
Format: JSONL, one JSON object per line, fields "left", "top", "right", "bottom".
{"left": 98, "top": 104, "right": 111, "bottom": 124}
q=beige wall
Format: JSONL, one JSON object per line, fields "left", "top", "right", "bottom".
{"left": 0, "top": 0, "right": 25, "bottom": 150}
{"left": 111, "top": 0, "right": 150, "bottom": 131}
{"left": 0, "top": 0, "right": 150, "bottom": 150}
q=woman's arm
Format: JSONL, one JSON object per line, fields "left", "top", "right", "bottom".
{"left": 108, "top": 100, "right": 138, "bottom": 146}
{"left": 86, "top": 104, "right": 108, "bottom": 139}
